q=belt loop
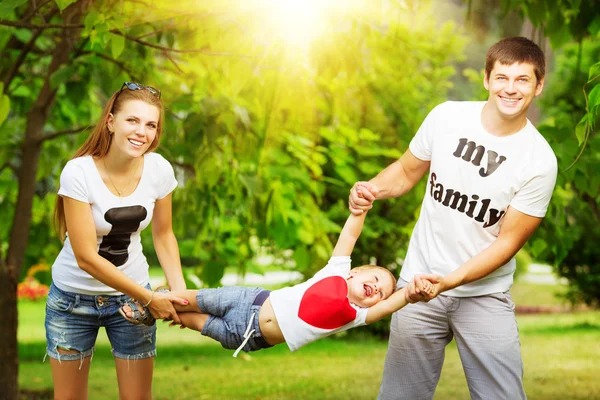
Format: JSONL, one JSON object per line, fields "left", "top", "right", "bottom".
{"left": 252, "top": 290, "right": 271, "bottom": 306}
{"left": 75, "top": 294, "right": 80, "bottom": 307}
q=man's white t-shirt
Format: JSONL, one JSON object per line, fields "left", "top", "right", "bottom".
{"left": 402, "top": 101, "right": 557, "bottom": 297}
{"left": 52, "top": 152, "right": 177, "bottom": 295}
{"left": 270, "top": 256, "right": 368, "bottom": 352}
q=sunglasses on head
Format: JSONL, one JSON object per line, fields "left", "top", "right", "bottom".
{"left": 119, "top": 81, "right": 161, "bottom": 98}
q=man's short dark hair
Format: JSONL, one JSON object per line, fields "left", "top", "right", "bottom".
{"left": 486, "top": 37, "right": 546, "bottom": 83}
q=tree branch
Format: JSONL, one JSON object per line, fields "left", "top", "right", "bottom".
{"left": 22, "top": 0, "right": 56, "bottom": 22}
{"left": 0, "top": 19, "right": 83, "bottom": 29}
{"left": 135, "top": 24, "right": 178, "bottom": 39}
{"left": 571, "top": 184, "right": 600, "bottom": 222}
{"left": 0, "top": 162, "right": 17, "bottom": 175}
{"left": 164, "top": 52, "right": 185, "bottom": 75}
{"left": 2, "top": 8, "right": 59, "bottom": 88}
{"left": 40, "top": 126, "right": 92, "bottom": 142}
{"left": 582, "top": 193, "right": 600, "bottom": 222}
{"left": 112, "top": 31, "right": 257, "bottom": 59}
{"left": 78, "top": 51, "right": 139, "bottom": 80}
{"left": 171, "top": 161, "right": 196, "bottom": 177}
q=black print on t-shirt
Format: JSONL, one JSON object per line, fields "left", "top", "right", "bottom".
{"left": 99, "top": 206, "right": 148, "bottom": 267}
{"left": 453, "top": 138, "right": 507, "bottom": 177}
{"left": 429, "top": 172, "right": 505, "bottom": 228}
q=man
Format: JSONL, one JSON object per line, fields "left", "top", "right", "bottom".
{"left": 349, "top": 37, "right": 557, "bottom": 400}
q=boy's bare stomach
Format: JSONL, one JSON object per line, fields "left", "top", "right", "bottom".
{"left": 258, "top": 297, "right": 285, "bottom": 346}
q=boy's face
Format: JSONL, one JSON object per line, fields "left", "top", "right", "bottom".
{"left": 484, "top": 61, "right": 544, "bottom": 122}
{"left": 346, "top": 268, "right": 395, "bottom": 308}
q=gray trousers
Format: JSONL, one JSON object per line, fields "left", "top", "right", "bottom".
{"left": 378, "top": 281, "right": 526, "bottom": 400}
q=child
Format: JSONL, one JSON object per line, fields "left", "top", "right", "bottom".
{"left": 121, "top": 210, "right": 438, "bottom": 357}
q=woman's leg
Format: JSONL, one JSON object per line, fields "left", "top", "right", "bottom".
{"left": 107, "top": 292, "right": 158, "bottom": 400}
{"left": 114, "top": 357, "right": 154, "bottom": 400}
{"left": 50, "top": 355, "right": 92, "bottom": 400}
{"left": 45, "top": 284, "right": 99, "bottom": 400}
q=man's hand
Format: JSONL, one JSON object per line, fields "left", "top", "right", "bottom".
{"left": 349, "top": 181, "right": 379, "bottom": 215}
{"left": 405, "top": 274, "right": 444, "bottom": 303}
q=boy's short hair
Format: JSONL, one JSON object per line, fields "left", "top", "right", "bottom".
{"left": 485, "top": 37, "right": 546, "bottom": 83}
{"left": 359, "top": 265, "right": 397, "bottom": 295}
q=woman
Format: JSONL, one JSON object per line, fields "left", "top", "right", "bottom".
{"left": 46, "top": 82, "right": 187, "bottom": 399}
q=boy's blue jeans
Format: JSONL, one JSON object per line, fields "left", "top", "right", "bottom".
{"left": 197, "top": 286, "right": 273, "bottom": 353}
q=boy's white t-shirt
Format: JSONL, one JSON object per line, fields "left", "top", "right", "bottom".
{"left": 270, "top": 256, "right": 368, "bottom": 352}
{"left": 52, "top": 152, "right": 177, "bottom": 295}
{"left": 402, "top": 101, "right": 557, "bottom": 297}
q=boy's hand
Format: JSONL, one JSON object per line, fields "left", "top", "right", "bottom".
{"left": 349, "top": 181, "right": 379, "bottom": 215}
{"left": 406, "top": 274, "right": 443, "bottom": 303}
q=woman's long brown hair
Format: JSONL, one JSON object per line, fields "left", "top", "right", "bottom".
{"left": 54, "top": 86, "right": 164, "bottom": 240}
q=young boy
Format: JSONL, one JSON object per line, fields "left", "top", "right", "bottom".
{"left": 122, "top": 207, "right": 438, "bottom": 356}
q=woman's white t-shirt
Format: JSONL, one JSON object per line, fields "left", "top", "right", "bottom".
{"left": 52, "top": 152, "right": 177, "bottom": 295}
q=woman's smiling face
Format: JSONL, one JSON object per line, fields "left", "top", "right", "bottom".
{"left": 107, "top": 99, "right": 160, "bottom": 159}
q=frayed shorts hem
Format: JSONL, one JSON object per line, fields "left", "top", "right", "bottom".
{"left": 45, "top": 346, "right": 94, "bottom": 361}
{"left": 111, "top": 349, "right": 156, "bottom": 360}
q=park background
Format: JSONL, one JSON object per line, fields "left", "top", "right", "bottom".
{"left": 1, "top": 0, "right": 599, "bottom": 399}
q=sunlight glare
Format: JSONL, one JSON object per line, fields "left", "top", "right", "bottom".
{"left": 264, "top": 0, "right": 345, "bottom": 48}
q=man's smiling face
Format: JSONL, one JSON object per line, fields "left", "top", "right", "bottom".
{"left": 484, "top": 61, "right": 544, "bottom": 122}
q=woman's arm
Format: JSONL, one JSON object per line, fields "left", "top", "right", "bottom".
{"left": 152, "top": 192, "right": 186, "bottom": 291}
{"left": 64, "top": 197, "right": 186, "bottom": 322}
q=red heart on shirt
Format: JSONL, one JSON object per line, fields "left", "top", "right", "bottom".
{"left": 298, "top": 276, "right": 357, "bottom": 329}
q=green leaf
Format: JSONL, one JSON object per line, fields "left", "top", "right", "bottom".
{"left": 50, "top": 65, "right": 75, "bottom": 89}
{"left": 575, "top": 115, "right": 588, "bottom": 146}
{"left": 0, "top": 95, "right": 10, "bottom": 127}
{"left": 293, "top": 246, "right": 310, "bottom": 271}
{"left": 84, "top": 11, "right": 101, "bottom": 32}
{"left": 529, "top": 239, "right": 548, "bottom": 259}
{"left": 589, "top": 62, "right": 600, "bottom": 81}
{"left": 573, "top": 170, "right": 588, "bottom": 194}
{"left": 55, "top": 0, "right": 77, "bottom": 12}
{"left": 201, "top": 260, "right": 226, "bottom": 287}
{"left": 587, "top": 84, "right": 600, "bottom": 111}
{"left": 297, "top": 226, "right": 315, "bottom": 245}
{"left": 111, "top": 34, "right": 125, "bottom": 59}
{"left": 10, "top": 85, "right": 31, "bottom": 97}
{"left": 0, "top": 0, "right": 28, "bottom": 14}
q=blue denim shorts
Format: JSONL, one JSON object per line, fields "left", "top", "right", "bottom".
{"left": 197, "top": 286, "right": 273, "bottom": 353}
{"left": 45, "top": 283, "right": 157, "bottom": 361}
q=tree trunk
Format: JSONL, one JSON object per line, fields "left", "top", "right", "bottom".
{"left": 520, "top": 18, "right": 552, "bottom": 126}
{"left": 0, "top": 2, "right": 88, "bottom": 398}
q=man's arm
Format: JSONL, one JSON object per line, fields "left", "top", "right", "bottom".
{"left": 332, "top": 212, "right": 368, "bottom": 257}
{"left": 349, "top": 150, "right": 430, "bottom": 214}
{"left": 413, "top": 207, "right": 543, "bottom": 300}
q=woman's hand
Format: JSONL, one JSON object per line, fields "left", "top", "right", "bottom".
{"left": 146, "top": 290, "right": 188, "bottom": 324}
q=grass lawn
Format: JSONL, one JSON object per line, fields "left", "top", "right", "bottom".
{"left": 19, "top": 282, "right": 600, "bottom": 399}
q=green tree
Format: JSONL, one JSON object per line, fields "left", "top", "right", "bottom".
{"left": 0, "top": 0, "right": 215, "bottom": 395}
{"left": 1, "top": 1, "right": 465, "bottom": 397}
{"left": 499, "top": 0, "right": 600, "bottom": 307}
